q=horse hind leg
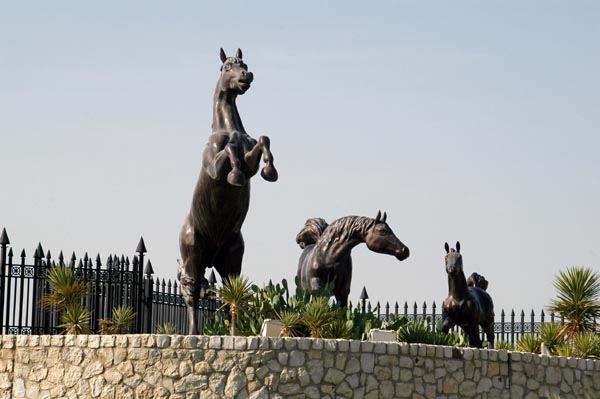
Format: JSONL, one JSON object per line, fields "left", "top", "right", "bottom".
{"left": 179, "top": 220, "right": 210, "bottom": 335}
{"left": 483, "top": 322, "right": 495, "bottom": 349}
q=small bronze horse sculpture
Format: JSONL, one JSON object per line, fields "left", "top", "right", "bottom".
{"left": 179, "top": 48, "right": 278, "bottom": 334}
{"left": 442, "top": 242, "right": 495, "bottom": 348}
{"left": 296, "top": 212, "right": 410, "bottom": 307}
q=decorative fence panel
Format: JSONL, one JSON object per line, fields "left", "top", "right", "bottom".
{"left": 0, "top": 229, "right": 220, "bottom": 335}
{"left": 354, "top": 295, "right": 562, "bottom": 344}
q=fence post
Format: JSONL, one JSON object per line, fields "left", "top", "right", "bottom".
{"left": 144, "top": 260, "right": 154, "bottom": 333}
{"left": 510, "top": 310, "right": 515, "bottom": 344}
{"left": 432, "top": 301, "right": 437, "bottom": 332}
{"left": 0, "top": 229, "right": 9, "bottom": 334}
{"left": 135, "top": 237, "right": 147, "bottom": 333}
{"left": 500, "top": 310, "right": 505, "bottom": 342}
{"left": 530, "top": 310, "right": 535, "bottom": 336}
{"left": 359, "top": 286, "right": 368, "bottom": 314}
{"left": 520, "top": 310, "right": 525, "bottom": 342}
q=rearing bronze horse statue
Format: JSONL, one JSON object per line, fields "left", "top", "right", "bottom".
{"left": 179, "top": 48, "right": 278, "bottom": 334}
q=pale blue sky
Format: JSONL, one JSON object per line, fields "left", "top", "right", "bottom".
{"left": 1, "top": 1, "right": 599, "bottom": 315}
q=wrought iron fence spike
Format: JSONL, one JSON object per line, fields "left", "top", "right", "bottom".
{"left": 521, "top": 310, "right": 525, "bottom": 317}
{"left": 35, "top": 243, "right": 44, "bottom": 258}
{"left": 8, "top": 248, "right": 13, "bottom": 257}
{"left": 83, "top": 252, "right": 89, "bottom": 262}
{"left": 46, "top": 250, "right": 51, "bottom": 260}
{"left": 71, "top": 251, "right": 77, "bottom": 262}
{"left": 96, "top": 253, "right": 101, "bottom": 264}
{"left": 136, "top": 237, "right": 147, "bottom": 254}
{"left": 144, "top": 260, "right": 154, "bottom": 275}
{"left": 78, "top": 259, "right": 83, "bottom": 268}
{"left": 58, "top": 251, "right": 64, "bottom": 263}
{"left": 0, "top": 228, "right": 9, "bottom": 245}
{"left": 359, "top": 286, "right": 368, "bottom": 300}
{"left": 20, "top": 249, "right": 26, "bottom": 258}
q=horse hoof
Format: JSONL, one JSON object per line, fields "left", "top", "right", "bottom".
{"left": 227, "top": 169, "right": 246, "bottom": 186}
{"left": 261, "top": 165, "right": 278, "bottom": 182}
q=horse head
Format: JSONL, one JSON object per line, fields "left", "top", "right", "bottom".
{"left": 296, "top": 217, "right": 329, "bottom": 249}
{"left": 219, "top": 48, "right": 253, "bottom": 95}
{"left": 444, "top": 241, "right": 463, "bottom": 275}
{"left": 365, "top": 211, "right": 410, "bottom": 261}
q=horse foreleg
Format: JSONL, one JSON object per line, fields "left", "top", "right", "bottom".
{"left": 483, "top": 322, "right": 495, "bottom": 349}
{"left": 224, "top": 135, "right": 246, "bottom": 186}
{"left": 244, "top": 135, "right": 278, "bottom": 182}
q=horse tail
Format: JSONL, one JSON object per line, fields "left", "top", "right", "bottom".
{"left": 296, "top": 217, "right": 329, "bottom": 249}
{"left": 467, "top": 272, "right": 489, "bottom": 291}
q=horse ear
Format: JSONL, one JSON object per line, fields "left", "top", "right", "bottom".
{"left": 375, "top": 211, "right": 381, "bottom": 223}
{"left": 444, "top": 242, "right": 450, "bottom": 253}
{"left": 456, "top": 241, "right": 461, "bottom": 253}
{"left": 382, "top": 212, "right": 387, "bottom": 223}
{"left": 236, "top": 48, "right": 243, "bottom": 59}
{"left": 220, "top": 48, "right": 227, "bottom": 63}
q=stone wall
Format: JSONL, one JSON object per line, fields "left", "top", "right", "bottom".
{"left": 0, "top": 334, "right": 598, "bottom": 399}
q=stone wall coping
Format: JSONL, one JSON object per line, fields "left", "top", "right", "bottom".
{"left": 1, "top": 334, "right": 599, "bottom": 370}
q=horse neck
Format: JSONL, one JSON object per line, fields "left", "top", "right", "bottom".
{"left": 212, "top": 83, "right": 246, "bottom": 133}
{"left": 448, "top": 270, "right": 469, "bottom": 300}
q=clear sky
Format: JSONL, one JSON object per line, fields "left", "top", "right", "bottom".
{"left": 1, "top": 1, "right": 599, "bottom": 316}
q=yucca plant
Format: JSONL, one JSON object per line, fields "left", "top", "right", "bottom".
{"left": 59, "top": 302, "right": 92, "bottom": 335}
{"left": 548, "top": 266, "right": 600, "bottom": 339}
{"left": 212, "top": 274, "right": 254, "bottom": 336}
{"left": 156, "top": 322, "right": 179, "bottom": 335}
{"left": 539, "top": 322, "right": 565, "bottom": 354}
{"left": 397, "top": 319, "right": 432, "bottom": 343}
{"left": 516, "top": 334, "right": 543, "bottom": 354}
{"left": 553, "top": 332, "right": 600, "bottom": 360}
{"left": 495, "top": 340, "right": 515, "bottom": 351}
{"left": 277, "top": 310, "right": 305, "bottom": 337}
{"left": 302, "top": 296, "right": 337, "bottom": 338}
{"left": 98, "top": 305, "right": 136, "bottom": 334}
{"left": 324, "top": 315, "right": 353, "bottom": 339}
{"left": 41, "top": 266, "right": 88, "bottom": 313}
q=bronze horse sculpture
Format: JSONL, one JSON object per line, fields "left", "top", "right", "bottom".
{"left": 296, "top": 212, "right": 410, "bottom": 307}
{"left": 179, "top": 48, "right": 278, "bottom": 334}
{"left": 442, "top": 242, "right": 495, "bottom": 348}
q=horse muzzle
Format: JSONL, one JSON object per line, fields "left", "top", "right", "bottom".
{"left": 395, "top": 246, "right": 410, "bottom": 261}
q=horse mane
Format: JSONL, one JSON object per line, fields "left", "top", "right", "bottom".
{"left": 317, "top": 216, "right": 375, "bottom": 248}
{"left": 467, "top": 272, "right": 489, "bottom": 291}
{"left": 297, "top": 217, "right": 329, "bottom": 248}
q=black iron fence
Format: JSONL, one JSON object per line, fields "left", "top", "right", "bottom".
{"left": 0, "top": 228, "right": 563, "bottom": 342}
{"left": 355, "top": 294, "right": 561, "bottom": 344}
{"left": 0, "top": 228, "right": 219, "bottom": 335}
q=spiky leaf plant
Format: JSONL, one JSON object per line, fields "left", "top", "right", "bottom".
{"left": 213, "top": 274, "right": 254, "bottom": 336}
{"left": 98, "top": 305, "right": 136, "bottom": 334}
{"left": 302, "top": 296, "right": 337, "bottom": 338}
{"left": 539, "top": 322, "right": 565, "bottom": 354}
{"left": 324, "top": 316, "right": 353, "bottom": 339}
{"left": 495, "top": 340, "right": 515, "bottom": 351}
{"left": 59, "top": 302, "right": 92, "bottom": 335}
{"left": 548, "top": 266, "right": 600, "bottom": 339}
{"left": 156, "top": 322, "right": 179, "bottom": 335}
{"left": 277, "top": 310, "right": 305, "bottom": 337}
{"left": 516, "top": 334, "right": 543, "bottom": 354}
{"left": 41, "top": 266, "right": 88, "bottom": 313}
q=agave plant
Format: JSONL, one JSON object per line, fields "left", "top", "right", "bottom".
{"left": 212, "top": 274, "right": 254, "bottom": 336}
{"left": 156, "top": 322, "right": 179, "bottom": 335}
{"left": 59, "top": 302, "right": 92, "bottom": 335}
{"left": 277, "top": 310, "right": 305, "bottom": 337}
{"left": 516, "top": 334, "right": 543, "bottom": 354}
{"left": 548, "top": 266, "right": 600, "bottom": 339}
{"left": 302, "top": 296, "right": 337, "bottom": 338}
{"left": 98, "top": 305, "right": 136, "bottom": 334}
{"left": 539, "top": 322, "right": 565, "bottom": 354}
{"left": 495, "top": 340, "right": 515, "bottom": 351}
{"left": 324, "top": 315, "right": 353, "bottom": 339}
